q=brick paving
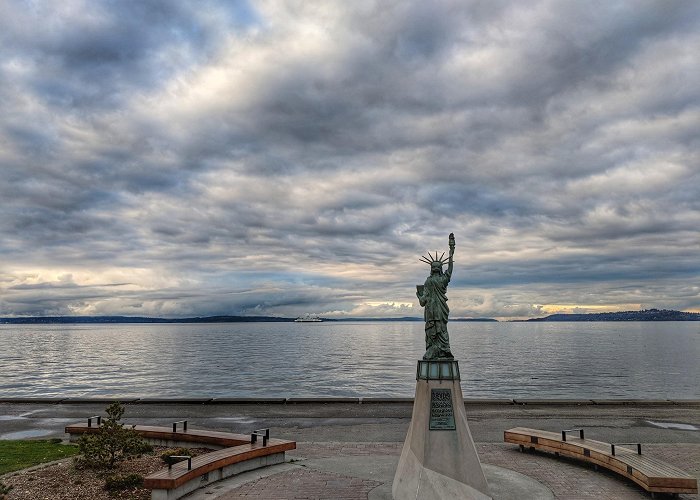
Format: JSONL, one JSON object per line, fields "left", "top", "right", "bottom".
{"left": 479, "top": 443, "right": 700, "bottom": 500}
{"left": 216, "top": 442, "right": 700, "bottom": 500}
{"left": 292, "top": 442, "right": 402, "bottom": 459}
{"left": 216, "top": 467, "right": 382, "bottom": 499}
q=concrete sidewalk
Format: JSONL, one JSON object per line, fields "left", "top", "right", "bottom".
{"left": 1, "top": 401, "right": 698, "bottom": 499}
{"left": 185, "top": 442, "right": 700, "bottom": 500}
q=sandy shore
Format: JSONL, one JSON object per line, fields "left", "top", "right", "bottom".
{"left": 1, "top": 398, "right": 698, "bottom": 443}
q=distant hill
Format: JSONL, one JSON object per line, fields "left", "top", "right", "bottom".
{"left": 331, "top": 317, "right": 497, "bottom": 322}
{"left": 527, "top": 309, "right": 700, "bottom": 322}
{"left": 326, "top": 316, "right": 421, "bottom": 322}
{"left": 0, "top": 315, "right": 294, "bottom": 324}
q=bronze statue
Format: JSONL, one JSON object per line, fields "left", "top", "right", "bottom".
{"left": 417, "top": 233, "right": 455, "bottom": 360}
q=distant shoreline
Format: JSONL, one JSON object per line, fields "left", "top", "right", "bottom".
{"left": 1, "top": 309, "right": 699, "bottom": 323}
{"left": 0, "top": 315, "right": 496, "bottom": 324}
{"left": 522, "top": 308, "right": 700, "bottom": 322}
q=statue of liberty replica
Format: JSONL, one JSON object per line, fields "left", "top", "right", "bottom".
{"left": 417, "top": 232, "right": 455, "bottom": 360}
{"left": 393, "top": 232, "right": 492, "bottom": 500}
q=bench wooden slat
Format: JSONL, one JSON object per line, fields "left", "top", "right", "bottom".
{"left": 65, "top": 423, "right": 250, "bottom": 447}
{"left": 505, "top": 427, "right": 690, "bottom": 475}
{"left": 144, "top": 439, "right": 293, "bottom": 480}
{"left": 144, "top": 440, "right": 296, "bottom": 489}
{"left": 505, "top": 428, "right": 695, "bottom": 487}
{"left": 504, "top": 427, "right": 697, "bottom": 493}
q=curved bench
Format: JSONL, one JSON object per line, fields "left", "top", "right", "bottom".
{"left": 144, "top": 439, "right": 295, "bottom": 500}
{"left": 66, "top": 421, "right": 251, "bottom": 448}
{"left": 504, "top": 427, "right": 697, "bottom": 497}
{"left": 65, "top": 421, "right": 296, "bottom": 500}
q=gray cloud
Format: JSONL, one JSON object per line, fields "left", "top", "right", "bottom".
{"left": 1, "top": 1, "right": 699, "bottom": 318}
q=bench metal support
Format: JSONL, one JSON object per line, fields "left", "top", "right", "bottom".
{"left": 251, "top": 428, "right": 270, "bottom": 446}
{"left": 168, "top": 455, "right": 192, "bottom": 470}
{"left": 611, "top": 443, "right": 642, "bottom": 456}
{"left": 562, "top": 428, "right": 584, "bottom": 441}
{"left": 172, "top": 420, "right": 188, "bottom": 432}
{"left": 87, "top": 416, "right": 101, "bottom": 427}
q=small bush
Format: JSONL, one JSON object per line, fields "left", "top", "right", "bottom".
{"left": 160, "top": 448, "right": 192, "bottom": 464}
{"left": 74, "top": 402, "right": 152, "bottom": 469}
{"left": 128, "top": 437, "right": 153, "bottom": 455}
{"left": 104, "top": 473, "right": 144, "bottom": 491}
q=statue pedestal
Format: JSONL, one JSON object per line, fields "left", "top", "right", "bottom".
{"left": 392, "top": 360, "right": 492, "bottom": 500}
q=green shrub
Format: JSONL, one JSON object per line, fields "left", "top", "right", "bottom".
{"left": 104, "top": 473, "right": 144, "bottom": 491}
{"left": 160, "top": 447, "right": 192, "bottom": 464}
{"left": 74, "top": 402, "right": 152, "bottom": 469}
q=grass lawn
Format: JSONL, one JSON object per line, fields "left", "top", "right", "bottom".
{"left": 0, "top": 439, "right": 79, "bottom": 475}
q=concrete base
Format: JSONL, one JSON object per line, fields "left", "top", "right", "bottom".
{"left": 393, "top": 375, "right": 492, "bottom": 500}
{"left": 369, "top": 460, "right": 553, "bottom": 500}
{"left": 481, "top": 464, "right": 554, "bottom": 500}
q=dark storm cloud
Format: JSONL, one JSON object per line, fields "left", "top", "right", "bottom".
{"left": 1, "top": 1, "right": 699, "bottom": 318}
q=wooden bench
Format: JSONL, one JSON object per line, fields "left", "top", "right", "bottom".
{"left": 144, "top": 438, "right": 295, "bottom": 500}
{"left": 504, "top": 427, "right": 697, "bottom": 497}
{"left": 65, "top": 421, "right": 296, "bottom": 500}
{"left": 65, "top": 421, "right": 251, "bottom": 448}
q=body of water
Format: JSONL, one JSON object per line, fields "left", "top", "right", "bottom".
{"left": 1, "top": 322, "right": 698, "bottom": 399}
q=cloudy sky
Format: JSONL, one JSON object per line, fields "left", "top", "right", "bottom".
{"left": 1, "top": 1, "right": 699, "bottom": 320}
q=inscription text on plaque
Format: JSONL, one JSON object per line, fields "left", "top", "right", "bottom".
{"left": 429, "top": 388, "right": 456, "bottom": 430}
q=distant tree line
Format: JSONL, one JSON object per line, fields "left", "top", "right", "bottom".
{"left": 528, "top": 308, "right": 700, "bottom": 321}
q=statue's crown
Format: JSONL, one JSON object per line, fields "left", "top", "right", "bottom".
{"left": 420, "top": 252, "right": 448, "bottom": 267}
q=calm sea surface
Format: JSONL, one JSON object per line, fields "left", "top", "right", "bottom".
{"left": 1, "top": 322, "right": 699, "bottom": 399}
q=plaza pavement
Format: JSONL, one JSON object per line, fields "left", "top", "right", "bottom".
{"left": 0, "top": 399, "right": 698, "bottom": 499}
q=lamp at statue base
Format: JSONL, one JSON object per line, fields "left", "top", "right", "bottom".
{"left": 393, "top": 359, "right": 492, "bottom": 500}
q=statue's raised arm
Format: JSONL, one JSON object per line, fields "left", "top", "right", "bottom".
{"left": 417, "top": 233, "right": 456, "bottom": 360}
{"left": 446, "top": 233, "right": 455, "bottom": 279}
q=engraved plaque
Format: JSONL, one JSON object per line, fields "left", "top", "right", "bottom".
{"left": 429, "top": 388, "right": 456, "bottom": 430}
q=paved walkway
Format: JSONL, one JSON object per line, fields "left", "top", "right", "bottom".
{"left": 221, "top": 467, "right": 383, "bottom": 500}
{"left": 187, "top": 442, "right": 700, "bottom": 499}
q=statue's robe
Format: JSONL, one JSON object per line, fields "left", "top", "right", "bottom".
{"left": 420, "top": 270, "right": 454, "bottom": 359}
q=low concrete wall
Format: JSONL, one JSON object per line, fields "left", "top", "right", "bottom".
{"left": 4, "top": 397, "right": 699, "bottom": 405}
